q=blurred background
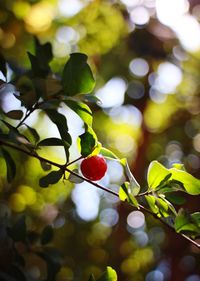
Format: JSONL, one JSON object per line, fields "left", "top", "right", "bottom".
{"left": 0, "top": 0, "right": 200, "bottom": 280}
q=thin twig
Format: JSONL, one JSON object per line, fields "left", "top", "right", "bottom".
{"left": 0, "top": 139, "right": 200, "bottom": 249}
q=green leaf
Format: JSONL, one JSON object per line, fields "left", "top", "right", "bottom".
{"left": 46, "top": 109, "right": 72, "bottom": 161}
{"left": 84, "top": 94, "right": 100, "bottom": 103}
{"left": 41, "top": 225, "right": 54, "bottom": 245}
{"left": 97, "top": 267, "right": 117, "bottom": 281}
{"left": 147, "top": 161, "right": 172, "bottom": 190}
{"left": 4, "top": 110, "right": 24, "bottom": 120}
{"left": 62, "top": 53, "right": 95, "bottom": 96}
{"left": 40, "top": 160, "right": 52, "bottom": 171}
{"left": 78, "top": 125, "right": 97, "bottom": 157}
{"left": 25, "top": 124, "right": 40, "bottom": 143}
{"left": 165, "top": 193, "right": 186, "bottom": 205}
{"left": 120, "top": 159, "right": 140, "bottom": 196}
{"left": 39, "top": 169, "right": 63, "bottom": 187}
{"left": 100, "top": 147, "right": 118, "bottom": 160}
{"left": 175, "top": 209, "right": 200, "bottom": 234}
{"left": 1, "top": 148, "right": 16, "bottom": 182}
{"left": 65, "top": 99, "right": 93, "bottom": 126}
{"left": 191, "top": 212, "right": 200, "bottom": 227}
{"left": 169, "top": 168, "right": 200, "bottom": 195}
{"left": 155, "top": 197, "right": 170, "bottom": 217}
{"left": 119, "top": 182, "right": 139, "bottom": 208}
{"left": 27, "top": 39, "right": 52, "bottom": 78}
{"left": 38, "top": 138, "right": 64, "bottom": 147}
{"left": 145, "top": 195, "right": 159, "bottom": 215}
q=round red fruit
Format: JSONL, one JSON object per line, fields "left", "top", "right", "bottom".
{"left": 80, "top": 155, "right": 107, "bottom": 181}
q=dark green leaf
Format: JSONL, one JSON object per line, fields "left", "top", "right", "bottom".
{"left": 45, "top": 109, "right": 72, "bottom": 161}
{"left": 119, "top": 182, "right": 139, "bottom": 208}
{"left": 25, "top": 124, "right": 40, "bottom": 143}
{"left": 4, "top": 110, "right": 24, "bottom": 120}
{"left": 35, "top": 37, "right": 53, "bottom": 65}
{"left": 41, "top": 225, "right": 54, "bottom": 245}
{"left": 62, "top": 53, "right": 95, "bottom": 96}
{"left": 40, "top": 160, "right": 52, "bottom": 171}
{"left": 39, "top": 169, "right": 63, "bottom": 187}
{"left": 27, "top": 39, "right": 52, "bottom": 78}
{"left": 84, "top": 94, "right": 100, "bottom": 103}
{"left": 1, "top": 148, "right": 16, "bottom": 182}
{"left": 65, "top": 99, "right": 93, "bottom": 126}
{"left": 79, "top": 129, "right": 97, "bottom": 157}
{"left": 165, "top": 193, "right": 186, "bottom": 205}
{"left": 175, "top": 209, "right": 200, "bottom": 234}
{"left": 0, "top": 53, "right": 7, "bottom": 78}
{"left": 38, "top": 138, "right": 64, "bottom": 147}
{"left": 97, "top": 267, "right": 117, "bottom": 281}
{"left": 8, "top": 215, "right": 26, "bottom": 242}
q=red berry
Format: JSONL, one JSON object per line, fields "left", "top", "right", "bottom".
{"left": 80, "top": 155, "right": 107, "bottom": 181}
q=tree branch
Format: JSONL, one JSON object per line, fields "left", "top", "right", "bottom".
{"left": 0, "top": 139, "right": 200, "bottom": 249}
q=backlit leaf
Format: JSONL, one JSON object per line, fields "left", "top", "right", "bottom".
{"left": 62, "top": 53, "right": 95, "bottom": 96}
{"left": 97, "top": 267, "right": 117, "bottom": 281}
{"left": 147, "top": 161, "right": 171, "bottom": 190}
{"left": 65, "top": 99, "right": 93, "bottom": 126}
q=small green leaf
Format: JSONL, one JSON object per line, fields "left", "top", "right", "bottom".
{"left": 4, "top": 110, "right": 24, "bottom": 120}
{"left": 38, "top": 138, "right": 64, "bottom": 147}
{"left": 121, "top": 159, "right": 140, "bottom": 196}
{"left": 145, "top": 195, "right": 159, "bottom": 214}
{"left": 25, "top": 124, "right": 40, "bottom": 143}
{"left": 84, "top": 94, "right": 100, "bottom": 103}
{"left": 62, "top": 53, "right": 95, "bottom": 96}
{"left": 1, "top": 148, "right": 16, "bottom": 182}
{"left": 97, "top": 267, "right": 117, "bottom": 281}
{"left": 46, "top": 109, "right": 72, "bottom": 161}
{"left": 41, "top": 225, "right": 54, "bottom": 245}
{"left": 119, "top": 182, "right": 139, "bottom": 208}
{"left": 100, "top": 147, "right": 118, "bottom": 160}
{"left": 65, "top": 99, "right": 93, "bottom": 126}
{"left": 175, "top": 209, "right": 200, "bottom": 234}
{"left": 78, "top": 125, "right": 97, "bottom": 157}
{"left": 147, "top": 161, "right": 172, "bottom": 190}
{"left": 39, "top": 169, "right": 63, "bottom": 187}
{"left": 40, "top": 160, "right": 52, "bottom": 171}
